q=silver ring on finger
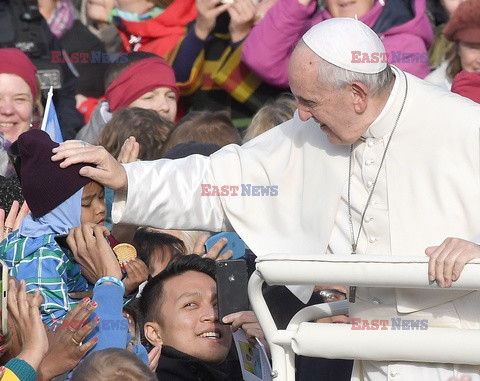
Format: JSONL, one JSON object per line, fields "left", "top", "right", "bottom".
{"left": 81, "top": 141, "right": 87, "bottom": 148}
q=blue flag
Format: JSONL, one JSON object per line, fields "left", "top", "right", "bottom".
{"left": 41, "top": 88, "right": 64, "bottom": 143}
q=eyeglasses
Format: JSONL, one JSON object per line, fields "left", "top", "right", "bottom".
{"left": 317, "top": 289, "right": 347, "bottom": 303}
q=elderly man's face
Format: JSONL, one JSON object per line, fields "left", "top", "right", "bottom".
{"left": 288, "top": 46, "right": 367, "bottom": 145}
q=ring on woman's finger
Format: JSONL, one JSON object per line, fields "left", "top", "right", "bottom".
{"left": 71, "top": 337, "right": 82, "bottom": 346}
{"left": 201, "top": 254, "right": 208, "bottom": 258}
{"left": 3, "top": 226, "right": 12, "bottom": 234}
{"left": 68, "top": 325, "right": 76, "bottom": 333}
{"left": 81, "top": 141, "right": 87, "bottom": 148}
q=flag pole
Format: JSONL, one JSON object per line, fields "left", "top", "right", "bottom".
{"left": 40, "top": 86, "right": 53, "bottom": 131}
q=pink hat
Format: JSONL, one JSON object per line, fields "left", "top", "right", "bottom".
{"left": 105, "top": 57, "right": 179, "bottom": 112}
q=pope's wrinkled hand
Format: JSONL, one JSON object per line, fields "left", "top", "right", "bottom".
{"left": 51, "top": 140, "right": 128, "bottom": 191}
{"left": 426, "top": 237, "right": 480, "bottom": 288}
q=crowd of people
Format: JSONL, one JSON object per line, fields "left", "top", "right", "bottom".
{"left": 0, "top": 0, "right": 479, "bottom": 380}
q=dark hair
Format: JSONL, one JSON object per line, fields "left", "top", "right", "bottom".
{"left": 160, "top": 110, "right": 241, "bottom": 155}
{"left": 96, "top": 107, "right": 173, "bottom": 160}
{"left": 139, "top": 255, "right": 216, "bottom": 324}
{"left": 132, "top": 227, "right": 186, "bottom": 270}
{"left": 104, "top": 51, "right": 159, "bottom": 89}
{"left": 71, "top": 348, "right": 156, "bottom": 381}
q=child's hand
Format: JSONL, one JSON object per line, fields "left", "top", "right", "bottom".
{"left": 122, "top": 258, "right": 149, "bottom": 295}
{"left": 7, "top": 278, "right": 48, "bottom": 371}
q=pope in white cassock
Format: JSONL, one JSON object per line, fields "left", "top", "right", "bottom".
{"left": 53, "top": 18, "right": 480, "bottom": 381}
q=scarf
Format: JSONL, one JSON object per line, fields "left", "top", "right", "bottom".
{"left": 19, "top": 188, "right": 83, "bottom": 237}
{"left": 48, "top": 0, "right": 75, "bottom": 39}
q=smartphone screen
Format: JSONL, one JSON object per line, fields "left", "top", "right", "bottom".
{"left": 216, "top": 260, "right": 249, "bottom": 324}
{"left": 0, "top": 259, "right": 8, "bottom": 335}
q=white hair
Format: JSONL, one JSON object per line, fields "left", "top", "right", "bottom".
{"left": 317, "top": 57, "right": 394, "bottom": 95}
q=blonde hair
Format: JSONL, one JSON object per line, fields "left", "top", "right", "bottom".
{"left": 446, "top": 42, "right": 463, "bottom": 80}
{"left": 71, "top": 348, "right": 156, "bottom": 381}
{"left": 243, "top": 93, "right": 297, "bottom": 143}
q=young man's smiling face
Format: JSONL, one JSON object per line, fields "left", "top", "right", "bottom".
{"left": 148, "top": 270, "right": 232, "bottom": 364}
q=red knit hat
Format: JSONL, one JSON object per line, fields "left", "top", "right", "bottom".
{"left": 444, "top": 0, "right": 480, "bottom": 43}
{"left": 14, "top": 129, "right": 91, "bottom": 217}
{"left": 451, "top": 70, "right": 480, "bottom": 104}
{"left": 0, "top": 48, "right": 38, "bottom": 99}
{"left": 105, "top": 57, "right": 179, "bottom": 112}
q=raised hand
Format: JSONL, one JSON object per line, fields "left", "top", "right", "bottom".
{"left": 117, "top": 136, "right": 140, "bottom": 164}
{"left": 67, "top": 224, "right": 122, "bottom": 284}
{"left": 0, "top": 200, "right": 30, "bottom": 240}
{"left": 228, "top": 0, "right": 256, "bottom": 42}
{"left": 122, "top": 258, "right": 149, "bottom": 295}
{"left": 195, "top": 0, "right": 231, "bottom": 40}
{"left": 37, "top": 298, "right": 98, "bottom": 380}
{"left": 7, "top": 279, "right": 48, "bottom": 371}
{"left": 192, "top": 232, "right": 233, "bottom": 261}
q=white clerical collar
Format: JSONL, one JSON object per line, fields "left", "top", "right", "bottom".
{"left": 362, "top": 69, "right": 400, "bottom": 139}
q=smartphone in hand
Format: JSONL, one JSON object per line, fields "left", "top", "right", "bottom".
{"left": 216, "top": 259, "right": 249, "bottom": 324}
{"left": 206, "top": 232, "right": 245, "bottom": 259}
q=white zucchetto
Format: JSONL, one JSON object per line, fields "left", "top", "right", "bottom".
{"left": 302, "top": 18, "right": 387, "bottom": 74}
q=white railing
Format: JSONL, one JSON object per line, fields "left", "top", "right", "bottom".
{"left": 248, "top": 254, "right": 480, "bottom": 381}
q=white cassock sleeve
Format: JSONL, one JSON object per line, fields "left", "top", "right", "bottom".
{"left": 112, "top": 154, "right": 230, "bottom": 232}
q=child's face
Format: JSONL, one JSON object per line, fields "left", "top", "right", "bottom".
{"left": 81, "top": 181, "right": 106, "bottom": 225}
